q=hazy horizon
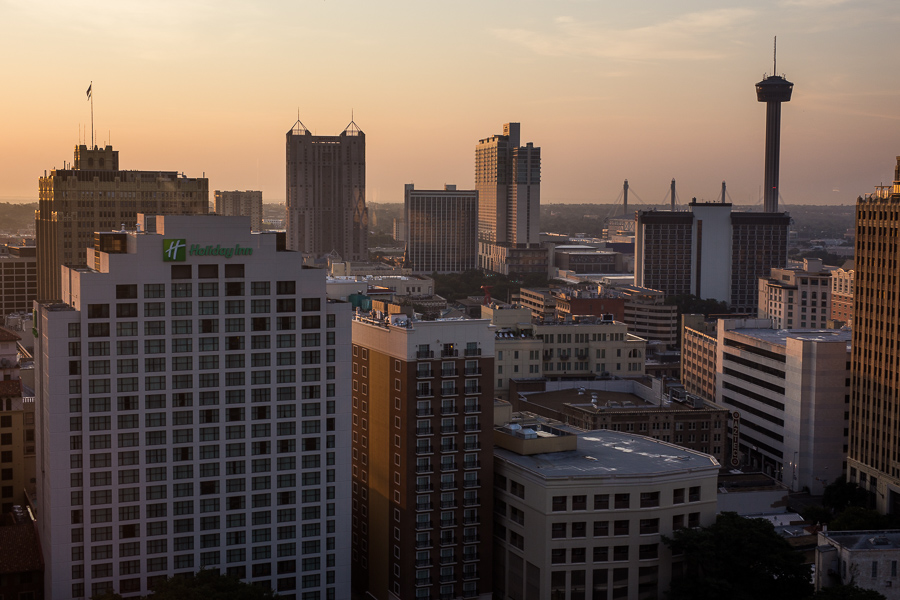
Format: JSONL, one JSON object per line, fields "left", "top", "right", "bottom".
{"left": 3, "top": 1, "right": 899, "bottom": 207}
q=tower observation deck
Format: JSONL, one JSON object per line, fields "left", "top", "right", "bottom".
{"left": 756, "top": 73, "right": 793, "bottom": 213}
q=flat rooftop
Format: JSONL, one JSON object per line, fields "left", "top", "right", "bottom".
{"left": 730, "top": 328, "right": 852, "bottom": 350}
{"left": 821, "top": 530, "right": 900, "bottom": 550}
{"left": 495, "top": 427, "right": 719, "bottom": 479}
{"left": 521, "top": 388, "right": 699, "bottom": 413}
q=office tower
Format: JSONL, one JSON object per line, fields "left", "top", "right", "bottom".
{"left": 714, "top": 318, "right": 849, "bottom": 493}
{"left": 757, "top": 258, "right": 832, "bottom": 329}
{"left": 404, "top": 184, "right": 478, "bottom": 274}
{"left": 36, "top": 144, "right": 209, "bottom": 302}
{"left": 285, "top": 119, "right": 368, "bottom": 261}
{"left": 756, "top": 57, "right": 794, "bottom": 212}
{"left": 635, "top": 201, "right": 790, "bottom": 313}
{"left": 0, "top": 240, "right": 37, "bottom": 317}
{"left": 493, "top": 414, "right": 719, "bottom": 600}
{"left": 35, "top": 215, "right": 351, "bottom": 600}
{"left": 351, "top": 314, "right": 494, "bottom": 600}
{"left": 848, "top": 157, "right": 900, "bottom": 513}
{"left": 475, "top": 123, "right": 545, "bottom": 275}
{"left": 215, "top": 190, "right": 263, "bottom": 232}
{"left": 829, "top": 264, "right": 854, "bottom": 325}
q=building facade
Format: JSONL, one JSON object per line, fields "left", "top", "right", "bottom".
{"left": 404, "top": 184, "right": 478, "bottom": 274}
{"left": 476, "top": 123, "right": 545, "bottom": 275}
{"left": 36, "top": 144, "right": 209, "bottom": 302}
{"left": 757, "top": 258, "right": 832, "bottom": 329}
{"left": 0, "top": 241, "right": 37, "bottom": 317}
{"left": 214, "top": 190, "right": 263, "bottom": 232}
{"left": 715, "top": 318, "right": 850, "bottom": 493}
{"left": 35, "top": 215, "right": 351, "bottom": 599}
{"left": 634, "top": 202, "right": 790, "bottom": 313}
{"left": 350, "top": 314, "right": 495, "bottom": 600}
{"left": 285, "top": 120, "right": 368, "bottom": 261}
{"left": 849, "top": 158, "right": 900, "bottom": 513}
{"left": 815, "top": 530, "right": 900, "bottom": 598}
{"left": 1, "top": 325, "right": 35, "bottom": 513}
{"left": 492, "top": 415, "right": 719, "bottom": 600}
{"left": 830, "top": 264, "right": 854, "bottom": 325}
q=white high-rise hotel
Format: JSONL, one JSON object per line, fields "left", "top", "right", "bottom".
{"left": 35, "top": 215, "right": 350, "bottom": 600}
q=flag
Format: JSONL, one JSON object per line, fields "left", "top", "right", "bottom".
{"left": 86, "top": 84, "right": 92, "bottom": 100}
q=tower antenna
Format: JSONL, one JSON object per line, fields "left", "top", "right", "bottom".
{"left": 773, "top": 36, "right": 777, "bottom": 76}
{"left": 86, "top": 81, "right": 94, "bottom": 149}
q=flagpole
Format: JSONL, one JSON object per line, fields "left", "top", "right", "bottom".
{"left": 90, "top": 81, "right": 94, "bottom": 149}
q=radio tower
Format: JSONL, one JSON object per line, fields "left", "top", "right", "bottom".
{"left": 756, "top": 37, "right": 793, "bottom": 213}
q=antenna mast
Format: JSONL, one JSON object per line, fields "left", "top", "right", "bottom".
{"left": 773, "top": 36, "right": 777, "bottom": 76}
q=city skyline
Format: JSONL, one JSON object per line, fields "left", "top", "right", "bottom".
{"left": 3, "top": 1, "right": 899, "bottom": 206}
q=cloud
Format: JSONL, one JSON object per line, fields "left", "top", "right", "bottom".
{"left": 492, "top": 8, "right": 757, "bottom": 63}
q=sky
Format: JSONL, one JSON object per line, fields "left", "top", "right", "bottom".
{"left": 2, "top": 0, "right": 899, "bottom": 207}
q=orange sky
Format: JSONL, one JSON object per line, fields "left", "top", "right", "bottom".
{"left": 2, "top": 0, "right": 899, "bottom": 206}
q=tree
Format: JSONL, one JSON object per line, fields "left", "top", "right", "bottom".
{"left": 814, "top": 585, "right": 887, "bottom": 600}
{"left": 799, "top": 503, "right": 834, "bottom": 525}
{"left": 828, "top": 506, "right": 900, "bottom": 532}
{"left": 822, "top": 476, "right": 870, "bottom": 512}
{"left": 664, "top": 512, "right": 813, "bottom": 600}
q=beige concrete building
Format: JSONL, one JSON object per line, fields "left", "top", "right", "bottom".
{"left": 350, "top": 314, "right": 495, "bottom": 600}
{"left": 286, "top": 120, "right": 368, "bottom": 261}
{"left": 214, "top": 190, "right": 263, "bottom": 232}
{"left": 484, "top": 306, "right": 646, "bottom": 395}
{"left": 758, "top": 258, "right": 833, "bottom": 329}
{"left": 830, "top": 263, "right": 854, "bottom": 325}
{"left": 680, "top": 315, "right": 718, "bottom": 402}
{"left": 715, "top": 319, "right": 850, "bottom": 493}
{"left": 0, "top": 326, "right": 35, "bottom": 513}
{"left": 493, "top": 413, "right": 720, "bottom": 600}
{"left": 816, "top": 530, "right": 900, "bottom": 598}
{"left": 36, "top": 144, "right": 209, "bottom": 302}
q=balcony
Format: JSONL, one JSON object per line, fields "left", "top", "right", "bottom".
{"left": 463, "top": 442, "right": 480, "bottom": 451}
{"left": 417, "top": 369, "right": 434, "bottom": 378}
{"left": 463, "top": 386, "right": 481, "bottom": 395}
{"left": 416, "top": 426, "right": 434, "bottom": 436}
{"left": 462, "top": 534, "right": 479, "bottom": 544}
{"left": 441, "top": 387, "right": 458, "bottom": 397}
{"left": 440, "top": 516, "right": 458, "bottom": 527}
{"left": 416, "top": 558, "right": 433, "bottom": 567}
{"left": 441, "top": 405, "right": 458, "bottom": 416}
{"left": 440, "top": 444, "right": 458, "bottom": 453}
{"left": 416, "top": 483, "right": 434, "bottom": 493}
{"left": 415, "top": 539, "right": 433, "bottom": 549}
{"left": 417, "top": 388, "right": 434, "bottom": 399}
{"left": 464, "top": 348, "right": 481, "bottom": 357}
{"left": 415, "top": 520, "right": 434, "bottom": 531}
{"left": 463, "top": 403, "right": 481, "bottom": 414}
{"left": 441, "top": 349, "right": 459, "bottom": 358}
{"left": 417, "top": 350, "right": 434, "bottom": 359}
{"left": 463, "top": 515, "right": 479, "bottom": 525}
{"left": 416, "top": 502, "right": 433, "bottom": 511}
{"left": 462, "top": 497, "right": 480, "bottom": 507}
{"left": 416, "top": 444, "right": 434, "bottom": 455}
{"left": 462, "top": 551, "right": 479, "bottom": 562}
{"left": 463, "top": 423, "right": 480, "bottom": 432}
{"left": 440, "top": 536, "right": 457, "bottom": 546}
{"left": 414, "top": 576, "right": 432, "bottom": 587}
{"left": 441, "top": 462, "right": 458, "bottom": 472}
{"left": 462, "top": 570, "right": 479, "bottom": 581}
{"left": 416, "top": 408, "right": 434, "bottom": 417}
{"left": 416, "top": 464, "right": 434, "bottom": 474}
{"left": 462, "top": 479, "right": 480, "bottom": 489}
{"left": 439, "top": 575, "right": 456, "bottom": 584}
{"left": 441, "top": 368, "right": 458, "bottom": 377}
{"left": 463, "top": 460, "right": 480, "bottom": 470}
{"left": 440, "top": 425, "right": 458, "bottom": 434}
{"left": 464, "top": 367, "right": 481, "bottom": 375}
{"left": 440, "top": 500, "right": 458, "bottom": 509}
{"left": 440, "top": 481, "right": 457, "bottom": 491}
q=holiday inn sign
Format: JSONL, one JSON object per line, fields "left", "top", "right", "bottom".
{"left": 163, "top": 239, "right": 253, "bottom": 261}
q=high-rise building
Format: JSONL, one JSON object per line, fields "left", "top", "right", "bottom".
{"left": 0, "top": 240, "right": 37, "bottom": 317}
{"left": 286, "top": 120, "right": 367, "bottom": 261}
{"left": 635, "top": 201, "right": 790, "bottom": 313}
{"left": 757, "top": 258, "right": 832, "bottom": 329}
{"left": 848, "top": 157, "right": 900, "bottom": 513}
{"left": 404, "top": 184, "right": 478, "bottom": 274}
{"left": 0, "top": 325, "right": 35, "bottom": 513}
{"left": 214, "top": 190, "right": 263, "bottom": 232}
{"left": 35, "top": 214, "right": 351, "bottom": 599}
{"left": 475, "top": 123, "right": 545, "bottom": 275}
{"left": 350, "top": 313, "right": 495, "bottom": 600}
{"left": 36, "top": 144, "right": 209, "bottom": 302}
